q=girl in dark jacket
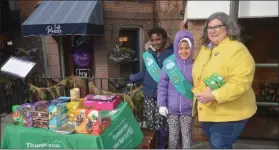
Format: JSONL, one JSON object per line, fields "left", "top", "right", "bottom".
{"left": 129, "top": 27, "right": 173, "bottom": 148}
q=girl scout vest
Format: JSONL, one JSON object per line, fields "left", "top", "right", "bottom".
{"left": 143, "top": 51, "right": 161, "bottom": 83}
{"left": 163, "top": 54, "right": 193, "bottom": 100}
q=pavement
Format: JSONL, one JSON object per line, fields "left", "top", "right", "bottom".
{"left": 1, "top": 113, "right": 279, "bottom": 149}
{"left": 192, "top": 140, "right": 279, "bottom": 149}
{"left": 1, "top": 113, "right": 13, "bottom": 141}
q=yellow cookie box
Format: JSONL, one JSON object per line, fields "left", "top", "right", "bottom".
{"left": 192, "top": 80, "right": 213, "bottom": 106}
{"left": 66, "top": 99, "right": 85, "bottom": 110}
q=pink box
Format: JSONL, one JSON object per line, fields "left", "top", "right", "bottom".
{"left": 83, "top": 95, "right": 121, "bottom": 110}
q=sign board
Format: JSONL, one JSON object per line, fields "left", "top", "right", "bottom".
{"left": 72, "top": 36, "right": 92, "bottom": 47}
{"left": 238, "top": 1, "right": 278, "bottom": 18}
{"left": 186, "top": 1, "right": 230, "bottom": 20}
{"left": 76, "top": 69, "right": 91, "bottom": 78}
{"left": 0, "top": 56, "right": 36, "bottom": 79}
{"left": 46, "top": 24, "right": 62, "bottom": 35}
{"left": 186, "top": 1, "right": 278, "bottom": 20}
{"left": 73, "top": 49, "right": 91, "bottom": 67}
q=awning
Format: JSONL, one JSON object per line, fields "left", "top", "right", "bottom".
{"left": 22, "top": 0, "right": 104, "bottom": 36}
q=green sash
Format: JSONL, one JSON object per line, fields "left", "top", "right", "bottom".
{"left": 163, "top": 54, "right": 193, "bottom": 100}
{"left": 143, "top": 51, "right": 161, "bottom": 83}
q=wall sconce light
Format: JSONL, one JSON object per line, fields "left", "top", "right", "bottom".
{"left": 7, "top": 41, "right": 13, "bottom": 46}
{"left": 119, "top": 36, "right": 128, "bottom": 42}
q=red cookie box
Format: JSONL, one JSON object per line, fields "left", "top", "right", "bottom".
{"left": 87, "top": 117, "right": 111, "bottom": 136}
{"left": 84, "top": 95, "right": 121, "bottom": 110}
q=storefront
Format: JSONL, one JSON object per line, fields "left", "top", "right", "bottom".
{"left": 186, "top": 1, "right": 278, "bottom": 141}
{"left": 21, "top": 0, "right": 104, "bottom": 78}
{"left": 238, "top": 17, "right": 278, "bottom": 140}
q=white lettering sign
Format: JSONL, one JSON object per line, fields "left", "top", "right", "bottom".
{"left": 113, "top": 123, "right": 134, "bottom": 149}
{"left": 76, "top": 69, "right": 91, "bottom": 78}
{"left": 25, "top": 140, "right": 67, "bottom": 148}
{"left": 46, "top": 24, "right": 62, "bottom": 35}
{"left": 79, "top": 71, "right": 87, "bottom": 77}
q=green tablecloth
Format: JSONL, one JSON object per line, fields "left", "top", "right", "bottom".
{"left": 1, "top": 101, "right": 144, "bottom": 149}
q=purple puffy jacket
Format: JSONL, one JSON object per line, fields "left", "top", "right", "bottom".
{"left": 157, "top": 30, "right": 194, "bottom": 116}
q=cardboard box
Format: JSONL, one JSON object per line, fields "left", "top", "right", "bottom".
{"left": 84, "top": 95, "right": 121, "bottom": 110}
{"left": 192, "top": 80, "right": 207, "bottom": 94}
{"left": 75, "top": 108, "right": 102, "bottom": 134}
{"left": 87, "top": 117, "right": 110, "bottom": 135}
{"left": 33, "top": 119, "right": 49, "bottom": 129}
{"left": 12, "top": 105, "right": 24, "bottom": 126}
{"left": 211, "top": 73, "right": 226, "bottom": 87}
{"left": 75, "top": 109, "right": 104, "bottom": 135}
{"left": 48, "top": 100, "right": 68, "bottom": 130}
{"left": 22, "top": 103, "right": 34, "bottom": 128}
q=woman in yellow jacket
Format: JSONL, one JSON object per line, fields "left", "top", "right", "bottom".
{"left": 192, "top": 12, "right": 257, "bottom": 149}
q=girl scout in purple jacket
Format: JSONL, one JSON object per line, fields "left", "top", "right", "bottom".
{"left": 157, "top": 30, "right": 194, "bottom": 149}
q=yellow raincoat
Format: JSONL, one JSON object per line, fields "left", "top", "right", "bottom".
{"left": 192, "top": 37, "right": 257, "bottom": 122}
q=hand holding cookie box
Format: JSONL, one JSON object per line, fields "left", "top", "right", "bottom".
{"left": 192, "top": 73, "right": 226, "bottom": 106}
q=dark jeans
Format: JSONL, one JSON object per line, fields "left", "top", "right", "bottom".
{"left": 201, "top": 119, "right": 248, "bottom": 149}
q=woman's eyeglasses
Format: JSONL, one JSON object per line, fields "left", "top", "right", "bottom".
{"left": 207, "top": 25, "right": 225, "bottom": 32}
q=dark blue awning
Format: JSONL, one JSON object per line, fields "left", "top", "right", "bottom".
{"left": 22, "top": 0, "right": 104, "bottom": 36}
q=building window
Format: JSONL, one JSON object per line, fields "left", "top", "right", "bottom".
{"left": 239, "top": 17, "right": 279, "bottom": 140}
{"left": 116, "top": 27, "right": 143, "bottom": 79}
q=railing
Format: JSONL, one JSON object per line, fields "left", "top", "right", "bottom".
{"left": 255, "top": 63, "right": 278, "bottom": 68}
{"left": 0, "top": 76, "right": 31, "bottom": 115}
{"left": 0, "top": 73, "right": 141, "bottom": 115}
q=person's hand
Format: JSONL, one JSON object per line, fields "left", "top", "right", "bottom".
{"left": 159, "top": 106, "right": 168, "bottom": 117}
{"left": 180, "top": 21, "right": 188, "bottom": 30}
{"left": 144, "top": 40, "right": 151, "bottom": 51}
{"left": 129, "top": 74, "right": 135, "bottom": 82}
{"left": 195, "top": 87, "right": 216, "bottom": 104}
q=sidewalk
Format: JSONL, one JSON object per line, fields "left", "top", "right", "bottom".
{"left": 1, "top": 113, "right": 13, "bottom": 141}
{"left": 192, "top": 140, "right": 278, "bottom": 149}
{"left": 1, "top": 113, "right": 278, "bottom": 149}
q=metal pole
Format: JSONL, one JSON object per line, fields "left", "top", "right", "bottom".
{"left": 183, "top": 0, "right": 187, "bottom": 23}
{"left": 230, "top": 0, "right": 239, "bottom": 23}
{"left": 256, "top": 102, "right": 279, "bottom": 107}
{"left": 255, "top": 63, "right": 279, "bottom": 68}
{"left": 59, "top": 36, "right": 65, "bottom": 78}
{"left": 41, "top": 36, "right": 48, "bottom": 76}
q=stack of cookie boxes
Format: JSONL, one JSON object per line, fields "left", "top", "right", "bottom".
{"left": 73, "top": 95, "right": 121, "bottom": 135}
{"left": 192, "top": 73, "right": 226, "bottom": 106}
{"left": 11, "top": 101, "right": 49, "bottom": 129}
{"left": 11, "top": 94, "right": 121, "bottom": 136}
{"left": 12, "top": 97, "right": 70, "bottom": 130}
{"left": 30, "top": 100, "right": 49, "bottom": 129}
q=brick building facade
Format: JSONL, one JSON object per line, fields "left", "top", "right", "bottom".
{"left": 19, "top": 1, "right": 185, "bottom": 81}
{"left": 14, "top": 0, "right": 279, "bottom": 89}
{"left": 18, "top": 0, "right": 278, "bottom": 94}
{"left": 187, "top": 15, "right": 278, "bottom": 140}
{"left": 187, "top": 18, "right": 278, "bottom": 96}
{"left": 3, "top": 0, "right": 278, "bottom": 141}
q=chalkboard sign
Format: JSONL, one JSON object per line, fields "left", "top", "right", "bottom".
{"left": 72, "top": 36, "right": 91, "bottom": 47}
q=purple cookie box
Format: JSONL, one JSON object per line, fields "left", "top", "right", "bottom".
{"left": 21, "top": 103, "right": 33, "bottom": 117}
{"left": 23, "top": 116, "right": 33, "bottom": 128}
{"left": 33, "top": 100, "right": 49, "bottom": 111}
{"left": 21, "top": 103, "right": 34, "bottom": 128}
